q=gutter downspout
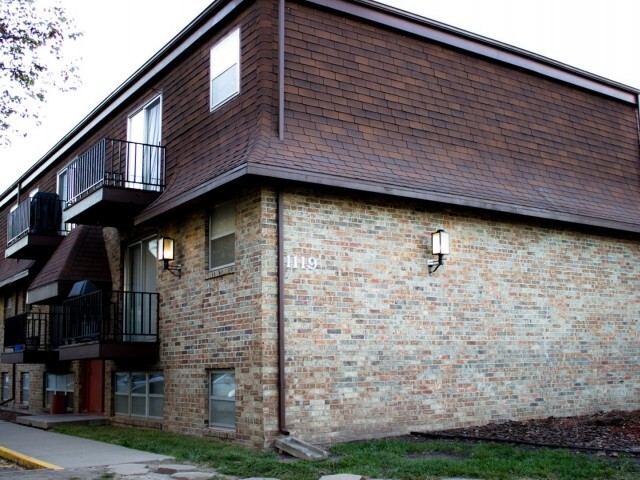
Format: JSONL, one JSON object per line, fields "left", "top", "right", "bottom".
{"left": 277, "top": 0, "right": 289, "bottom": 436}
{"left": 277, "top": 189, "right": 289, "bottom": 435}
{"left": 278, "top": 0, "right": 285, "bottom": 141}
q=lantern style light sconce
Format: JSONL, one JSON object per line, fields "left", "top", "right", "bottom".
{"left": 158, "top": 237, "right": 182, "bottom": 277}
{"left": 428, "top": 229, "right": 450, "bottom": 274}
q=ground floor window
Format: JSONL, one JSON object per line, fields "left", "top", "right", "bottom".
{"left": 21, "top": 373, "right": 29, "bottom": 405}
{"left": 1, "top": 373, "right": 9, "bottom": 402}
{"left": 115, "top": 372, "right": 164, "bottom": 419}
{"left": 45, "top": 373, "right": 73, "bottom": 409}
{"left": 209, "top": 370, "right": 236, "bottom": 429}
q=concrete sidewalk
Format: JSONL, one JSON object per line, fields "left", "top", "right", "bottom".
{"left": 0, "top": 420, "right": 483, "bottom": 480}
{"left": 0, "top": 420, "right": 172, "bottom": 469}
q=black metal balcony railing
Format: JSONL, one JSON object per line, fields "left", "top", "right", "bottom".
{"left": 3, "top": 312, "right": 50, "bottom": 352}
{"left": 7, "top": 193, "right": 65, "bottom": 246}
{"left": 65, "top": 138, "right": 166, "bottom": 207}
{"left": 58, "top": 290, "right": 159, "bottom": 346}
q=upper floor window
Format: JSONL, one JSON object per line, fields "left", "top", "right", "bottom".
{"left": 57, "top": 167, "right": 74, "bottom": 234}
{"left": 210, "top": 27, "right": 240, "bottom": 111}
{"left": 209, "top": 200, "right": 235, "bottom": 271}
{"left": 128, "top": 95, "right": 163, "bottom": 191}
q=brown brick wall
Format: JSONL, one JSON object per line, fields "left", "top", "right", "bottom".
{"left": 0, "top": 293, "right": 49, "bottom": 415}
{"left": 149, "top": 186, "right": 278, "bottom": 448}
{"left": 281, "top": 186, "right": 640, "bottom": 444}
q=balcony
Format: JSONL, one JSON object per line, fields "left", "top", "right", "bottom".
{"left": 1, "top": 311, "right": 58, "bottom": 364}
{"left": 5, "top": 192, "right": 66, "bottom": 259}
{"left": 62, "top": 138, "right": 165, "bottom": 227}
{"left": 57, "top": 290, "right": 159, "bottom": 361}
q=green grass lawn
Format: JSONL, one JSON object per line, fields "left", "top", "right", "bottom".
{"left": 52, "top": 424, "right": 640, "bottom": 480}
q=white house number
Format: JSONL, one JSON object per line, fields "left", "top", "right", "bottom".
{"left": 286, "top": 255, "right": 319, "bottom": 270}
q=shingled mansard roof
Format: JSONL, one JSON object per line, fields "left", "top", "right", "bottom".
{"left": 0, "top": 259, "right": 36, "bottom": 290}
{"left": 26, "top": 225, "right": 112, "bottom": 304}
{"left": 4, "top": 0, "right": 640, "bottom": 233}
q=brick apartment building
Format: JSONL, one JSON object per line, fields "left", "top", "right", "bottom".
{"left": 1, "top": 0, "right": 639, "bottom": 449}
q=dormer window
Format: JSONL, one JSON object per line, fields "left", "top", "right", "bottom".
{"left": 210, "top": 27, "right": 240, "bottom": 111}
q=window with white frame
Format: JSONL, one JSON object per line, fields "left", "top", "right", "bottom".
{"left": 21, "top": 372, "right": 29, "bottom": 406}
{"left": 210, "top": 27, "right": 240, "bottom": 111}
{"left": 57, "top": 167, "right": 74, "bottom": 234}
{"left": 45, "top": 373, "right": 73, "bottom": 410}
{"left": 209, "top": 201, "right": 236, "bottom": 270}
{"left": 127, "top": 95, "right": 163, "bottom": 191}
{"left": 209, "top": 370, "right": 235, "bottom": 429}
{"left": 115, "top": 372, "right": 164, "bottom": 419}
{"left": 1, "top": 373, "right": 9, "bottom": 402}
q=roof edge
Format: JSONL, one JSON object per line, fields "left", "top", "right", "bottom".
{"left": 138, "top": 161, "right": 640, "bottom": 234}
{"left": 134, "top": 164, "right": 249, "bottom": 225}
{"left": 0, "top": 268, "right": 30, "bottom": 291}
{"left": 306, "top": 0, "right": 639, "bottom": 103}
{"left": 256, "top": 165, "right": 640, "bottom": 234}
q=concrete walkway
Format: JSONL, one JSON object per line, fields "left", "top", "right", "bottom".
{"left": 0, "top": 419, "right": 481, "bottom": 480}
{"left": 0, "top": 420, "right": 171, "bottom": 469}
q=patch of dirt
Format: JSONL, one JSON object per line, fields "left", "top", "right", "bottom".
{"left": 418, "top": 410, "right": 640, "bottom": 453}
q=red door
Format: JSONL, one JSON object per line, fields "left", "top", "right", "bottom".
{"left": 81, "top": 360, "right": 104, "bottom": 414}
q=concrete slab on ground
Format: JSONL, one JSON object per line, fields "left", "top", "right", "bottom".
{"left": 16, "top": 414, "right": 109, "bottom": 430}
{"left": 0, "top": 420, "right": 172, "bottom": 469}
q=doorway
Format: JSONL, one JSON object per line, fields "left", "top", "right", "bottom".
{"left": 81, "top": 359, "right": 104, "bottom": 414}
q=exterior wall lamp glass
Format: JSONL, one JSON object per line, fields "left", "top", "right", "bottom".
{"left": 428, "top": 229, "right": 450, "bottom": 274}
{"left": 157, "top": 237, "right": 182, "bottom": 277}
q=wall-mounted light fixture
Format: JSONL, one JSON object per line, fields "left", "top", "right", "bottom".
{"left": 157, "top": 237, "right": 182, "bottom": 277}
{"left": 428, "top": 229, "right": 450, "bottom": 274}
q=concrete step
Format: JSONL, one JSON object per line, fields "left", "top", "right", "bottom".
{"left": 274, "top": 436, "right": 328, "bottom": 460}
{"left": 16, "top": 414, "right": 109, "bottom": 430}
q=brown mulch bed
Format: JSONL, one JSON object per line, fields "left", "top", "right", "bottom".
{"left": 416, "top": 410, "right": 640, "bottom": 453}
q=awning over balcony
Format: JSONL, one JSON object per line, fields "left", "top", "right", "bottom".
{"left": 0, "top": 259, "right": 36, "bottom": 291}
{"left": 27, "top": 225, "right": 112, "bottom": 305}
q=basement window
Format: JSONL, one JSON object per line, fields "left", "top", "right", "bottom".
{"left": 209, "top": 370, "right": 236, "bottom": 429}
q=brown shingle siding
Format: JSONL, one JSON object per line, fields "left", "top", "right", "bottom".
{"left": 234, "top": 0, "right": 640, "bottom": 230}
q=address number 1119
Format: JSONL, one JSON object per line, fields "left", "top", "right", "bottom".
{"left": 286, "top": 255, "right": 319, "bottom": 270}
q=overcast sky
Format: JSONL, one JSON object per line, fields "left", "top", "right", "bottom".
{"left": 2, "top": 0, "right": 639, "bottom": 194}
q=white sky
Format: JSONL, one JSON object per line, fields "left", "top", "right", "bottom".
{"left": 1, "top": 0, "right": 639, "bottom": 194}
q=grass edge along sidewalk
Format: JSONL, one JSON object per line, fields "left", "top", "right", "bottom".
{"left": 51, "top": 424, "right": 640, "bottom": 480}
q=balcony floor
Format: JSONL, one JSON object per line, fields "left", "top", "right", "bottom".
{"left": 1, "top": 350, "right": 59, "bottom": 364}
{"left": 62, "top": 186, "right": 161, "bottom": 226}
{"left": 5, "top": 233, "right": 64, "bottom": 259}
{"left": 58, "top": 340, "right": 159, "bottom": 361}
